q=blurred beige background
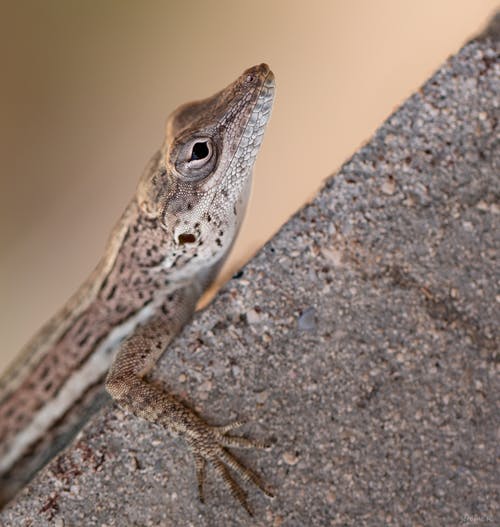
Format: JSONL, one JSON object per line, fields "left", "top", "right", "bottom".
{"left": 1, "top": 1, "right": 497, "bottom": 372}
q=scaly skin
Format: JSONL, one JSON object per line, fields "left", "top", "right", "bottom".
{"left": 0, "top": 64, "right": 275, "bottom": 513}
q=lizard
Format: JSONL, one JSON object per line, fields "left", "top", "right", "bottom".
{"left": 0, "top": 63, "right": 275, "bottom": 515}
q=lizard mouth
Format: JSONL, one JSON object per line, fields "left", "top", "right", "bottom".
{"left": 186, "top": 64, "right": 274, "bottom": 200}
{"left": 228, "top": 64, "right": 275, "bottom": 172}
{"left": 195, "top": 64, "right": 274, "bottom": 208}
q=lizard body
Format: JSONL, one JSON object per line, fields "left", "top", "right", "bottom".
{"left": 0, "top": 64, "right": 275, "bottom": 513}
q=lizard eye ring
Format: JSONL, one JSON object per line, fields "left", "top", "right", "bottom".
{"left": 175, "top": 136, "right": 217, "bottom": 181}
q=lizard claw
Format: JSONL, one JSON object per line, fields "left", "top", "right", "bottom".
{"left": 193, "top": 452, "right": 207, "bottom": 503}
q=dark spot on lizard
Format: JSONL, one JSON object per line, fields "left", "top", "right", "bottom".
{"left": 77, "top": 332, "right": 91, "bottom": 347}
{"left": 206, "top": 214, "right": 212, "bottom": 223}
{"left": 216, "top": 238, "right": 222, "bottom": 247}
{"left": 100, "top": 275, "right": 109, "bottom": 290}
{"left": 75, "top": 318, "right": 88, "bottom": 336}
{"left": 106, "top": 285, "right": 117, "bottom": 301}
{"left": 122, "top": 228, "right": 131, "bottom": 243}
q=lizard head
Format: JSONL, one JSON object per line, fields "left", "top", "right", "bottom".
{"left": 137, "top": 64, "right": 275, "bottom": 271}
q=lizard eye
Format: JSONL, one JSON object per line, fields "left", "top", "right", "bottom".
{"left": 175, "top": 137, "right": 216, "bottom": 181}
{"left": 187, "top": 139, "right": 213, "bottom": 167}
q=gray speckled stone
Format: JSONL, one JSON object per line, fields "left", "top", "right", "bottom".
{"left": 2, "top": 16, "right": 499, "bottom": 527}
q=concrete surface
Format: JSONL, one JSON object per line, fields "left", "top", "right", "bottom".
{"left": 1, "top": 15, "right": 499, "bottom": 527}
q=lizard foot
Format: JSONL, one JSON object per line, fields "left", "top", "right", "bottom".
{"left": 187, "top": 419, "right": 274, "bottom": 516}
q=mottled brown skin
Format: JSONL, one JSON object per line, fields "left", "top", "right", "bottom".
{"left": 0, "top": 64, "right": 275, "bottom": 513}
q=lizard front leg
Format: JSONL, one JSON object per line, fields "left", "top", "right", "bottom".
{"left": 105, "top": 289, "right": 273, "bottom": 515}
